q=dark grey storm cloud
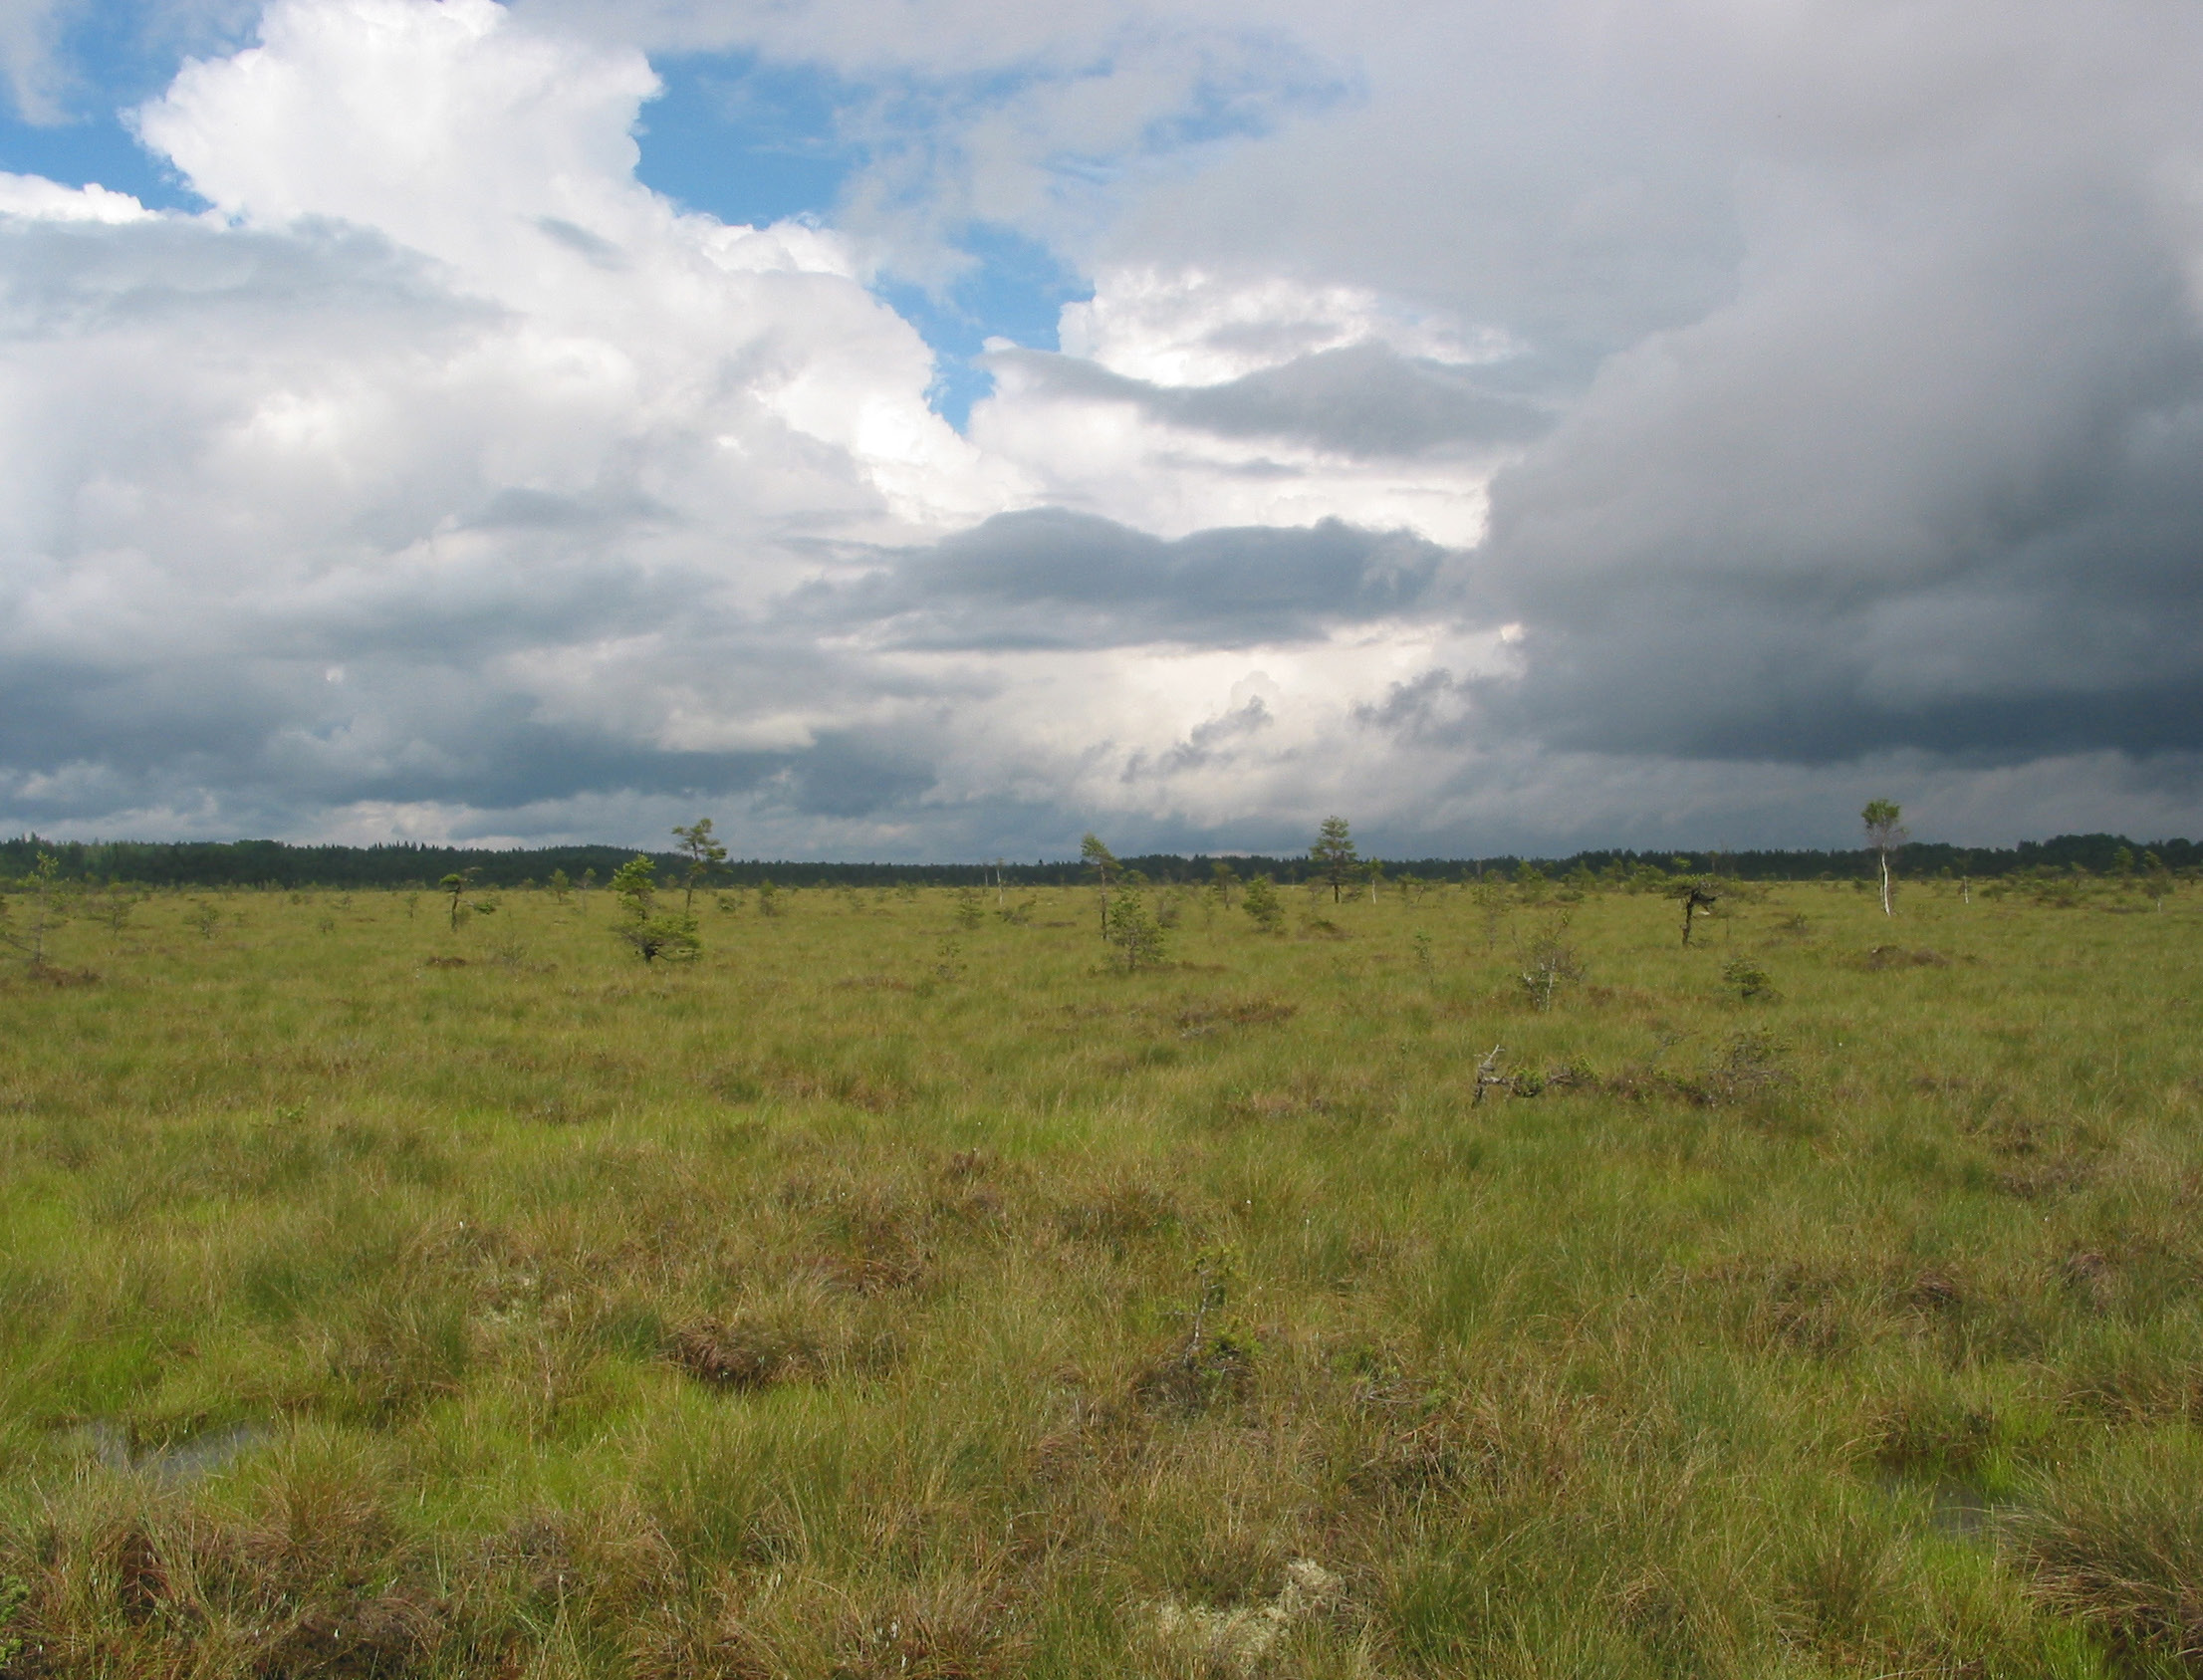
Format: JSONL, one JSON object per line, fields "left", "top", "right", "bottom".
{"left": 986, "top": 343, "right": 1551, "bottom": 458}
{"left": 776, "top": 730, "right": 938, "bottom": 816}
{"left": 1340, "top": 103, "right": 2203, "bottom": 782}
{"left": 0, "top": 626, "right": 944, "bottom": 829}
{"left": 801, "top": 507, "right": 1450, "bottom": 650}
{"left": 0, "top": 499, "right": 1444, "bottom": 836}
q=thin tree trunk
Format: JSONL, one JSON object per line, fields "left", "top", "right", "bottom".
{"left": 1878, "top": 852, "right": 1892, "bottom": 916}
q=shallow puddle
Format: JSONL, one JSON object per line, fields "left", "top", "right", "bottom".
{"left": 61, "top": 1419, "right": 268, "bottom": 1484}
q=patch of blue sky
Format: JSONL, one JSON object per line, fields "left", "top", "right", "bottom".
{"left": 633, "top": 52, "right": 857, "bottom": 233}
{"left": 878, "top": 224, "right": 1092, "bottom": 425}
{"left": 0, "top": 108, "right": 200, "bottom": 207}
{"left": 0, "top": 2, "right": 226, "bottom": 210}
{"left": 636, "top": 52, "right": 1094, "bottom": 428}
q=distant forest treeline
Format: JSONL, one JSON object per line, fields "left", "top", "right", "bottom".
{"left": 2, "top": 832, "right": 2197, "bottom": 889}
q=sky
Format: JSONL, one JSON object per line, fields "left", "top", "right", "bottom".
{"left": 0, "top": 0, "right": 2200, "bottom": 860}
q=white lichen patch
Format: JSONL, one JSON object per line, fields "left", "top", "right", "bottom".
{"left": 1147, "top": 1559, "right": 1346, "bottom": 1674}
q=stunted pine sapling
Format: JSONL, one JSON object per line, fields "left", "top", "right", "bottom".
{"left": 1104, "top": 888, "right": 1168, "bottom": 971}
{"left": 1241, "top": 873, "right": 1285, "bottom": 932}
{"left": 86, "top": 882, "right": 140, "bottom": 938}
{"left": 0, "top": 850, "right": 72, "bottom": 972}
{"left": 2144, "top": 850, "right": 2173, "bottom": 911}
{"left": 1723, "top": 956, "right": 1777, "bottom": 1001}
{"left": 1516, "top": 915, "right": 1583, "bottom": 1011}
{"left": 1472, "top": 875, "right": 1508, "bottom": 950}
{"left": 932, "top": 937, "right": 964, "bottom": 982}
{"left": 610, "top": 855, "right": 700, "bottom": 963}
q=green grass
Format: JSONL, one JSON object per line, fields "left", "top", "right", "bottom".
{"left": 1, "top": 871, "right": 2200, "bottom": 1675}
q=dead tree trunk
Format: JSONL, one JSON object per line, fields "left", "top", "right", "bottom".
{"left": 1681, "top": 883, "right": 1718, "bottom": 946}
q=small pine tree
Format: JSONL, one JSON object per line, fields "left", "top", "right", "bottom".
{"left": 0, "top": 850, "right": 73, "bottom": 971}
{"left": 610, "top": 855, "right": 700, "bottom": 963}
{"left": 1310, "top": 817, "right": 1358, "bottom": 903}
{"left": 2144, "top": 850, "right": 2173, "bottom": 911}
{"left": 1472, "top": 875, "right": 1507, "bottom": 949}
{"left": 1209, "top": 859, "right": 1238, "bottom": 907}
{"left": 87, "top": 882, "right": 140, "bottom": 937}
{"left": 1104, "top": 888, "right": 1167, "bottom": 971}
{"left": 671, "top": 818, "right": 728, "bottom": 912}
{"left": 1241, "top": 873, "right": 1285, "bottom": 932}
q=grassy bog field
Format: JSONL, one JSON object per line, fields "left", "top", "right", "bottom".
{"left": 2, "top": 870, "right": 2200, "bottom": 1678}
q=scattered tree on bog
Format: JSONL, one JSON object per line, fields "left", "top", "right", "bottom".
{"left": 439, "top": 870, "right": 474, "bottom": 932}
{"left": 439, "top": 869, "right": 498, "bottom": 932}
{"left": 1862, "top": 799, "right": 1907, "bottom": 916}
{"left": 1676, "top": 876, "right": 1720, "bottom": 945}
{"left": 671, "top": 818, "right": 728, "bottom": 913}
{"left": 1209, "top": 859, "right": 1238, "bottom": 907}
{"left": 0, "top": 849, "right": 72, "bottom": 972}
{"left": 1310, "top": 816, "right": 1358, "bottom": 903}
{"left": 1241, "top": 873, "right": 1285, "bottom": 931}
{"left": 1103, "top": 887, "right": 1168, "bottom": 971}
{"left": 1081, "top": 833, "right": 1119, "bottom": 936}
{"left": 610, "top": 855, "right": 700, "bottom": 963}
